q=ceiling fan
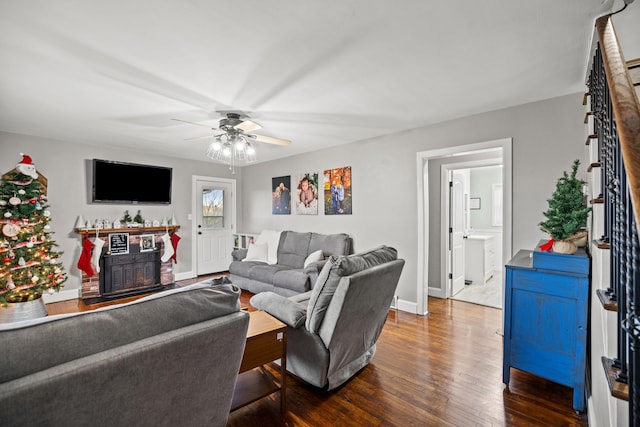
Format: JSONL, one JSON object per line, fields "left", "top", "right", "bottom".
{"left": 172, "top": 112, "right": 291, "bottom": 172}
{"left": 172, "top": 112, "right": 292, "bottom": 147}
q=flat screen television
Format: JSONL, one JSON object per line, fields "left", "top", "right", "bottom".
{"left": 92, "top": 159, "right": 172, "bottom": 204}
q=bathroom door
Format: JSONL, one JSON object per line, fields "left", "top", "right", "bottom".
{"left": 195, "top": 178, "right": 235, "bottom": 275}
{"left": 450, "top": 173, "right": 466, "bottom": 296}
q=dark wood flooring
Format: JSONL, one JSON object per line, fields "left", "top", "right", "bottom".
{"left": 46, "top": 275, "right": 588, "bottom": 426}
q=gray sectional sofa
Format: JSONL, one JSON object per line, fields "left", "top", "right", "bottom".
{"left": 229, "top": 230, "right": 352, "bottom": 296}
{"left": 0, "top": 281, "right": 249, "bottom": 427}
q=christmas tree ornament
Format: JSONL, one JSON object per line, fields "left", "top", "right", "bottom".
{"left": 48, "top": 288, "right": 55, "bottom": 294}
{"left": 4, "top": 212, "right": 12, "bottom": 218}
{"left": 17, "top": 189, "right": 26, "bottom": 195}
{"left": 2, "top": 222, "right": 20, "bottom": 238}
{"left": 7, "top": 276, "right": 16, "bottom": 290}
{"left": 0, "top": 200, "right": 6, "bottom": 206}
{"left": 26, "top": 241, "right": 34, "bottom": 248}
{"left": 18, "top": 257, "right": 26, "bottom": 266}
{"left": 35, "top": 202, "right": 42, "bottom": 210}
{"left": 15, "top": 153, "right": 39, "bottom": 179}
{"left": 32, "top": 276, "right": 39, "bottom": 283}
{"left": 9, "top": 196, "right": 21, "bottom": 205}
{"left": 8, "top": 250, "right": 15, "bottom": 259}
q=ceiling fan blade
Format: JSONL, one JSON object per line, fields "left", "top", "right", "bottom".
{"left": 250, "top": 134, "right": 292, "bottom": 146}
{"left": 184, "top": 134, "right": 212, "bottom": 141}
{"left": 172, "top": 118, "right": 218, "bottom": 129}
{"left": 234, "top": 119, "right": 262, "bottom": 133}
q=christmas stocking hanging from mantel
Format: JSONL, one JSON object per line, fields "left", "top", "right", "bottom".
{"left": 160, "top": 233, "right": 174, "bottom": 262}
{"left": 92, "top": 236, "right": 105, "bottom": 273}
{"left": 77, "top": 238, "right": 94, "bottom": 276}
{"left": 171, "top": 233, "right": 181, "bottom": 263}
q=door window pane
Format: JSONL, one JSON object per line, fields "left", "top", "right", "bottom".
{"left": 202, "top": 189, "right": 224, "bottom": 228}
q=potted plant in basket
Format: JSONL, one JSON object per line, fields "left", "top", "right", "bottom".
{"left": 539, "top": 159, "right": 591, "bottom": 254}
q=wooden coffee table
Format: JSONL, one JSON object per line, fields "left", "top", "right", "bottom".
{"left": 231, "top": 310, "right": 287, "bottom": 413}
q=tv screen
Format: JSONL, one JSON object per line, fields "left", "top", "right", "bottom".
{"left": 92, "top": 159, "right": 172, "bottom": 204}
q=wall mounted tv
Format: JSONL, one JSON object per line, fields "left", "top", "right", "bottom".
{"left": 92, "top": 159, "right": 172, "bottom": 204}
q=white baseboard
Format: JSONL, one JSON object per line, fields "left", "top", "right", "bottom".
{"left": 174, "top": 271, "right": 195, "bottom": 281}
{"left": 428, "top": 286, "right": 446, "bottom": 299}
{"left": 42, "top": 287, "right": 81, "bottom": 303}
{"left": 391, "top": 298, "right": 419, "bottom": 314}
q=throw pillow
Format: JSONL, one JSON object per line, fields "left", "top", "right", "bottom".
{"left": 243, "top": 243, "right": 269, "bottom": 263}
{"left": 255, "top": 230, "right": 281, "bottom": 264}
{"left": 303, "top": 249, "right": 324, "bottom": 268}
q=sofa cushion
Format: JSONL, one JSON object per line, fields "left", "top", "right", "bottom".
{"left": 229, "top": 259, "right": 265, "bottom": 277}
{"left": 304, "top": 249, "right": 324, "bottom": 268}
{"left": 273, "top": 269, "right": 311, "bottom": 293}
{"left": 277, "top": 231, "right": 311, "bottom": 269}
{"left": 305, "top": 246, "right": 398, "bottom": 333}
{"left": 0, "top": 282, "right": 241, "bottom": 383}
{"left": 335, "top": 245, "right": 398, "bottom": 276}
{"left": 309, "top": 232, "right": 351, "bottom": 257}
{"left": 250, "top": 292, "right": 307, "bottom": 328}
{"left": 249, "top": 263, "right": 290, "bottom": 283}
{"left": 244, "top": 242, "right": 269, "bottom": 263}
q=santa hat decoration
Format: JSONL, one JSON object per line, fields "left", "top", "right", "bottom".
{"left": 16, "top": 153, "right": 38, "bottom": 179}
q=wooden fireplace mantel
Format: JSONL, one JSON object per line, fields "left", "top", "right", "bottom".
{"left": 75, "top": 225, "right": 180, "bottom": 237}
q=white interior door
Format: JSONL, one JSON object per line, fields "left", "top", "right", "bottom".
{"left": 450, "top": 173, "right": 465, "bottom": 296}
{"left": 196, "top": 179, "right": 234, "bottom": 275}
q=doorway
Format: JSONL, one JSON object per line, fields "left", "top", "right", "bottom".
{"left": 444, "top": 164, "right": 504, "bottom": 308}
{"left": 191, "top": 176, "right": 236, "bottom": 276}
{"left": 415, "top": 138, "right": 512, "bottom": 315}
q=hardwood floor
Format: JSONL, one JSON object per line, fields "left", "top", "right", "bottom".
{"left": 45, "top": 276, "right": 587, "bottom": 426}
{"left": 228, "top": 297, "right": 588, "bottom": 426}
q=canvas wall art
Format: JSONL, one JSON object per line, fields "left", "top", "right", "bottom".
{"left": 323, "top": 166, "right": 352, "bottom": 215}
{"left": 272, "top": 175, "right": 291, "bottom": 215}
{"left": 294, "top": 172, "right": 319, "bottom": 215}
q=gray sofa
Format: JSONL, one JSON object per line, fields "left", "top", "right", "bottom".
{"left": 0, "top": 281, "right": 249, "bottom": 427}
{"left": 229, "top": 230, "right": 352, "bottom": 297}
{"left": 251, "top": 245, "right": 404, "bottom": 390}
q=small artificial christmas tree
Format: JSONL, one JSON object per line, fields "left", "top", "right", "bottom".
{"left": 539, "top": 159, "right": 591, "bottom": 252}
{"left": 0, "top": 154, "right": 67, "bottom": 305}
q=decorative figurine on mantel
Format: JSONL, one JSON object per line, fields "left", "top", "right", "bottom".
{"left": 121, "top": 210, "right": 133, "bottom": 225}
{"left": 539, "top": 159, "right": 591, "bottom": 254}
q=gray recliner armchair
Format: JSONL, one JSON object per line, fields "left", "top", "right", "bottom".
{"left": 250, "top": 245, "right": 404, "bottom": 390}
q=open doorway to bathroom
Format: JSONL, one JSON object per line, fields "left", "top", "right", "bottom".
{"left": 444, "top": 164, "right": 504, "bottom": 309}
{"left": 416, "top": 138, "right": 512, "bottom": 315}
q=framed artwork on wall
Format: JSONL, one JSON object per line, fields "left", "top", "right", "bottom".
{"left": 140, "top": 234, "right": 155, "bottom": 252}
{"left": 323, "top": 166, "right": 352, "bottom": 215}
{"left": 272, "top": 175, "right": 291, "bottom": 215}
{"left": 294, "top": 172, "right": 319, "bottom": 215}
{"left": 470, "top": 197, "right": 481, "bottom": 210}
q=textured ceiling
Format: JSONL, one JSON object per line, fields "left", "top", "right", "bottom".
{"left": 0, "top": 1, "right": 618, "bottom": 164}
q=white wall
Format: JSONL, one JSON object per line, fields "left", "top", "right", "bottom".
{"left": 0, "top": 132, "right": 243, "bottom": 299}
{"left": 470, "top": 166, "right": 503, "bottom": 230}
{"left": 240, "top": 93, "right": 587, "bottom": 308}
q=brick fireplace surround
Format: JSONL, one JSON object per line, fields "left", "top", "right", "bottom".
{"left": 76, "top": 226, "right": 179, "bottom": 301}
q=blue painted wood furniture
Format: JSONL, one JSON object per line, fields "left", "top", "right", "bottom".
{"left": 502, "top": 242, "right": 590, "bottom": 412}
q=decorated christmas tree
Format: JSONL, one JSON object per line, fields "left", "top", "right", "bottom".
{"left": 539, "top": 159, "right": 591, "bottom": 242}
{"left": 0, "top": 154, "right": 67, "bottom": 305}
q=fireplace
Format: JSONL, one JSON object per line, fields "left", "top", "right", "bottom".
{"left": 100, "top": 250, "right": 161, "bottom": 297}
{"left": 76, "top": 226, "right": 179, "bottom": 302}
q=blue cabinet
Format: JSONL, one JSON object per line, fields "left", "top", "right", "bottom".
{"left": 502, "top": 244, "right": 590, "bottom": 412}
